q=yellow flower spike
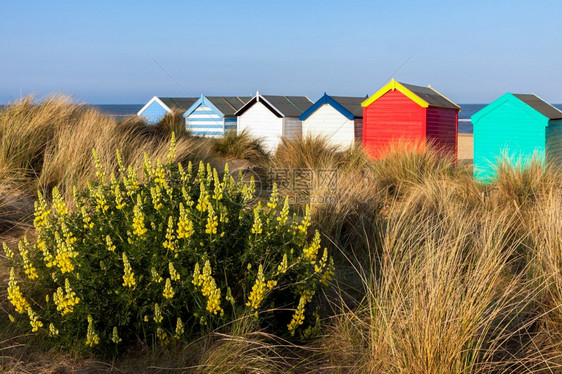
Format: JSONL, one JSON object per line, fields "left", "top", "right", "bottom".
{"left": 205, "top": 203, "right": 218, "bottom": 235}
{"left": 3, "top": 242, "right": 14, "bottom": 259}
{"left": 52, "top": 187, "right": 68, "bottom": 217}
{"left": 18, "top": 239, "right": 38, "bottom": 280}
{"left": 212, "top": 169, "right": 223, "bottom": 200}
{"left": 8, "top": 314, "right": 15, "bottom": 323}
{"left": 251, "top": 204, "right": 263, "bottom": 235}
{"left": 243, "top": 176, "right": 255, "bottom": 201}
{"left": 154, "top": 159, "right": 166, "bottom": 185}
{"left": 53, "top": 278, "right": 80, "bottom": 316}
{"left": 277, "top": 197, "right": 290, "bottom": 226}
{"left": 320, "top": 258, "right": 335, "bottom": 287}
{"left": 7, "top": 268, "right": 30, "bottom": 314}
{"left": 86, "top": 315, "right": 100, "bottom": 347}
{"left": 277, "top": 254, "right": 288, "bottom": 275}
{"left": 81, "top": 206, "right": 94, "bottom": 229}
{"left": 124, "top": 166, "right": 139, "bottom": 197}
{"left": 167, "top": 132, "right": 176, "bottom": 165}
{"left": 105, "top": 235, "right": 116, "bottom": 252}
{"left": 27, "top": 307, "right": 43, "bottom": 332}
{"left": 297, "top": 205, "right": 311, "bottom": 234}
{"left": 151, "top": 267, "right": 163, "bottom": 283}
{"left": 181, "top": 186, "right": 194, "bottom": 207}
{"left": 246, "top": 264, "right": 266, "bottom": 310}
{"left": 303, "top": 231, "right": 321, "bottom": 264}
{"left": 33, "top": 191, "right": 51, "bottom": 229}
{"left": 267, "top": 183, "right": 279, "bottom": 210}
{"left": 287, "top": 296, "right": 307, "bottom": 335}
{"left": 113, "top": 183, "right": 126, "bottom": 210}
{"left": 132, "top": 195, "right": 147, "bottom": 236}
{"left": 174, "top": 317, "right": 184, "bottom": 339}
{"left": 116, "top": 149, "right": 125, "bottom": 175}
{"left": 169, "top": 262, "right": 180, "bottom": 281}
{"left": 163, "top": 216, "right": 176, "bottom": 250}
{"left": 192, "top": 263, "right": 202, "bottom": 287}
{"left": 218, "top": 204, "right": 229, "bottom": 224}
{"left": 157, "top": 327, "right": 169, "bottom": 345}
{"left": 37, "top": 238, "right": 53, "bottom": 267}
{"left": 92, "top": 149, "right": 105, "bottom": 184}
{"left": 53, "top": 231, "right": 77, "bottom": 274}
{"left": 153, "top": 303, "right": 163, "bottom": 323}
{"left": 206, "top": 163, "right": 213, "bottom": 184}
{"left": 94, "top": 185, "right": 109, "bottom": 213}
{"left": 150, "top": 185, "right": 163, "bottom": 211}
{"left": 315, "top": 247, "right": 329, "bottom": 273}
{"left": 178, "top": 162, "right": 187, "bottom": 184}
{"left": 143, "top": 153, "right": 153, "bottom": 178}
{"left": 49, "top": 323, "right": 59, "bottom": 337}
{"left": 222, "top": 163, "right": 231, "bottom": 187}
{"left": 192, "top": 261, "right": 223, "bottom": 315}
{"left": 163, "top": 278, "right": 175, "bottom": 299}
{"left": 226, "top": 287, "right": 235, "bottom": 305}
{"left": 196, "top": 183, "right": 209, "bottom": 212}
{"left": 196, "top": 161, "right": 206, "bottom": 182}
{"left": 122, "top": 253, "right": 136, "bottom": 288}
{"left": 111, "top": 326, "right": 122, "bottom": 344}
{"left": 110, "top": 172, "right": 117, "bottom": 187}
{"left": 177, "top": 203, "right": 194, "bottom": 239}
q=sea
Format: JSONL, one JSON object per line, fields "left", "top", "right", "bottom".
{"left": 3, "top": 103, "right": 562, "bottom": 134}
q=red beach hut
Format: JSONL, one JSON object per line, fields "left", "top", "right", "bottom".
{"left": 361, "top": 79, "right": 460, "bottom": 160}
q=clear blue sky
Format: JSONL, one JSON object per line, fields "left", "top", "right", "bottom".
{"left": 1, "top": 0, "right": 561, "bottom": 104}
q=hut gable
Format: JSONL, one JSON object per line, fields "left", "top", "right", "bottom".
{"left": 235, "top": 94, "right": 312, "bottom": 118}
{"left": 362, "top": 79, "right": 460, "bottom": 110}
{"left": 472, "top": 93, "right": 562, "bottom": 181}
{"left": 361, "top": 80, "right": 459, "bottom": 160}
{"left": 235, "top": 93, "right": 312, "bottom": 152}
{"left": 299, "top": 94, "right": 364, "bottom": 121}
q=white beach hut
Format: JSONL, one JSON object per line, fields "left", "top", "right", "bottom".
{"left": 299, "top": 93, "right": 364, "bottom": 148}
{"left": 234, "top": 93, "right": 313, "bottom": 152}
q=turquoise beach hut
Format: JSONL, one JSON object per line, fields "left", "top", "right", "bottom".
{"left": 183, "top": 95, "right": 251, "bottom": 137}
{"left": 472, "top": 93, "right": 562, "bottom": 181}
{"left": 137, "top": 96, "right": 197, "bottom": 124}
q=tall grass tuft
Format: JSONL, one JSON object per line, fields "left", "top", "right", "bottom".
{"left": 272, "top": 135, "right": 342, "bottom": 170}
{"left": 321, "top": 185, "right": 535, "bottom": 373}
{"left": 371, "top": 140, "right": 460, "bottom": 198}
{"left": 491, "top": 155, "right": 561, "bottom": 210}
{"left": 154, "top": 109, "right": 191, "bottom": 138}
{"left": 211, "top": 129, "right": 268, "bottom": 164}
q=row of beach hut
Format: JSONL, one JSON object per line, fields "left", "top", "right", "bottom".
{"left": 138, "top": 79, "right": 562, "bottom": 180}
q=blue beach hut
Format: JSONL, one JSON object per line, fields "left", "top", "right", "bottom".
{"left": 137, "top": 96, "right": 198, "bottom": 124}
{"left": 299, "top": 93, "right": 364, "bottom": 148}
{"left": 183, "top": 95, "right": 251, "bottom": 137}
{"left": 472, "top": 93, "right": 562, "bottom": 180}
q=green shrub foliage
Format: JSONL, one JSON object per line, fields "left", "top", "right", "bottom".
{"left": 5, "top": 138, "right": 334, "bottom": 351}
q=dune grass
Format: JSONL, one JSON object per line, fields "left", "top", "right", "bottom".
{"left": 1, "top": 96, "right": 562, "bottom": 372}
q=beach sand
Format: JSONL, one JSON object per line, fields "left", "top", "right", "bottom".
{"left": 458, "top": 133, "right": 473, "bottom": 168}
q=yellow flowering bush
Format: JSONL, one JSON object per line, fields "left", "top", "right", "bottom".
{"left": 4, "top": 139, "right": 334, "bottom": 351}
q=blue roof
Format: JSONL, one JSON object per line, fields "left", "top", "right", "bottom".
{"left": 299, "top": 93, "right": 364, "bottom": 121}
